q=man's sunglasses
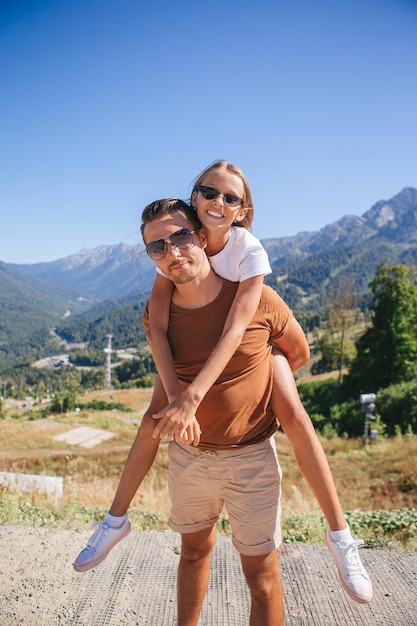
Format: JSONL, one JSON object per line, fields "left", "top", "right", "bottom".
{"left": 196, "top": 185, "right": 244, "bottom": 209}
{"left": 145, "top": 228, "right": 195, "bottom": 260}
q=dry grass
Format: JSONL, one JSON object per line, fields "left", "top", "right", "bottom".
{"left": 277, "top": 431, "right": 417, "bottom": 515}
{"left": 1, "top": 389, "right": 417, "bottom": 522}
{"left": 77, "top": 388, "right": 155, "bottom": 411}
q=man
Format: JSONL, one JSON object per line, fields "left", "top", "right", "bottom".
{"left": 74, "top": 198, "right": 373, "bottom": 618}
{"left": 138, "top": 198, "right": 303, "bottom": 626}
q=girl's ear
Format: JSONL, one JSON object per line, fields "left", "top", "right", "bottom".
{"left": 191, "top": 189, "right": 198, "bottom": 208}
{"left": 234, "top": 207, "right": 249, "bottom": 223}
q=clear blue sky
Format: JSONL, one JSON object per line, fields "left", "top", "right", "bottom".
{"left": 1, "top": 0, "right": 416, "bottom": 264}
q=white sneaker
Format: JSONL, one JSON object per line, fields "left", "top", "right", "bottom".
{"left": 73, "top": 515, "right": 131, "bottom": 572}
{"left": 325, "top": 528, "right": 373, "bottom": 603}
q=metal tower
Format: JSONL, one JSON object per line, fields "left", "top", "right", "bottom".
{"left": 104, "top": 334, "right": 113, "bottom": 389}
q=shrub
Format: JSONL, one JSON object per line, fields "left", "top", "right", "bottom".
{"left": 377, "top": 381, "right": 417, "bottom": 436}
{"left": 77, "top": 399, "right": 132, "bottom": 412}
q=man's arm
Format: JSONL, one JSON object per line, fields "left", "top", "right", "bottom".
{"left": 272, "top": 317, "right": 310, "bottom": 372}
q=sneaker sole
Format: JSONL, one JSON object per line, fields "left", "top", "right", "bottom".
{"left": 73, "top": 521, "right": 131, "bottom": 572}
{"left": 325, "top": 533, "right": 373, "bottom": 604}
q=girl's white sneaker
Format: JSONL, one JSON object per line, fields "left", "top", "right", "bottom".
{"left": 325, "top": 528, "right": 373, "bottom": 603}
{"left": 73, "top": 515, "right": 131, "bottom": 572}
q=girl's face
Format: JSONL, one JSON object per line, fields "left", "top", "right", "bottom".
{"left": 192, "top": 168, "right": 248, "bottom": 232}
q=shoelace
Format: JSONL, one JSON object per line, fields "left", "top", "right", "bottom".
{"left": 85, "top": 522, "right": 110, "bottom": 550}
{"left": 343, "top": 539, "right": 367, "bottom": 577}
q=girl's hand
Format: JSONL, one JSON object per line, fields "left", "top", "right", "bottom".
{"left": 152, "top": 395, "right": 201, "bottom": 446}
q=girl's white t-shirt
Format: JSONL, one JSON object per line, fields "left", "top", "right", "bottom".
{"left": 208, "top": 227, "right": 271, "bottom": 281}
{"left": 155, "top": 226, "right": 271, "bottom": 281}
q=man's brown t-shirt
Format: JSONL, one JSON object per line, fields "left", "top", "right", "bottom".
{"left": 144, "top": 280, "right": 292, "bottom": 450}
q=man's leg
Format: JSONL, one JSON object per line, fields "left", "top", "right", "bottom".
{"left": 240, "top": 550, "right": 284, "bottom": 626}
{"left": 177, "top": 525, "right": 217, "bottom": 626}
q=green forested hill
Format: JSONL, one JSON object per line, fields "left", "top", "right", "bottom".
{"left": 267, "top": 241, "right": 417, "bottom": 311}
{"left": 55, "top": 296, "right": 148, "bottom": 350}
{"left": 0, "top": 255, "right": 151, "bottom": 373}
{"left": 0, "top": 262, "right": 75, "bottom": 371}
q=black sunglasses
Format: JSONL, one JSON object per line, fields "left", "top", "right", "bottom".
{"left": 145, "top": 228, "right": 195, "bottom": 260}
{"left": 197, "top": 185, "right": 244, "bottom": 208}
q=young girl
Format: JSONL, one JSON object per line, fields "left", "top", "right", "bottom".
{"left": 74, "top": 161, "right": 373, "bottom": 604}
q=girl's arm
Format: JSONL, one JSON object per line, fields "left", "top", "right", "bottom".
{"left": 152, "top": 275, "right": 264, "bottom": 440}
{"left": 147, "top": 273, "right": 182, "bottom": 402}
{"left": 148, "top": 273, "right": 201, "bottom": 444}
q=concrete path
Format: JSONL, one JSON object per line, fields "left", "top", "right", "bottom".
{"left": 68, "top": 531, "right": 416, "bottom": 626}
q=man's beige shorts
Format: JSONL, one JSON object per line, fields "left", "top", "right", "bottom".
{"left": 168, "top": 436, "right": 282, "bottom": 556}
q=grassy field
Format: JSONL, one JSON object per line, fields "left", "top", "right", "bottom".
{"left": 1, "top": 388, "right": 416, "bottom": 550}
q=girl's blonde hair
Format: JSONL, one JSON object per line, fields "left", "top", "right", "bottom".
{"left": 191, "top": 160, "right": 254, "bottom": 230}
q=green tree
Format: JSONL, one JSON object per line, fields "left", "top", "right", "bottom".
{"left": 49, "top": 366, "right": 82, "bottom": 413}
{"left": 312, "top": 332, "right": 355, "bottom": 377}
{"left": 311, "top": 333, "right": 340, "bottom": 375}
{"left": 114, "top": 355, "right": 156, "bottom": 384}
{"left": 311, "top": 279, "right": 357, "bottom": 379}
{"left": 346, "top": 263, "right": 417, "bottom": 394}
{"left": 324, "top": 279, "right": 357, "bottom": 384}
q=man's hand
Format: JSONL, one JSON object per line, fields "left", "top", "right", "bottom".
{"left": 152, "top": 394, "right": 201, "bottom": 446}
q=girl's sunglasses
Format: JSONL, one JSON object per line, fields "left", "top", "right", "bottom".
{"left": 196, "top": 185, "right": 244, "bottom": 209}
{"left": 145, "top": 228, "right": 195, "bottom": 260}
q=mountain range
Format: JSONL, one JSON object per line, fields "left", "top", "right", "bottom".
{"left": 263, "top": 186, "right": 417, "bottom": 265}
{"left": 2, "top": 186, "right": 417, "bottom": 372}
{"left": 11, "top": 242, "right": 155, "bottom": 302}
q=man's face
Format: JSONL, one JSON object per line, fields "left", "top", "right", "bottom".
{"left": 143, "top": 211, "right": 208, "bottom": 284}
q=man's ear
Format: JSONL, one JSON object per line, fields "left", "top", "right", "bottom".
{"left": 197, "top": 227, "right": 207, "bottom": 249}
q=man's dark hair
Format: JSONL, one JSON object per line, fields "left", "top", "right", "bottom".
{"left": 141, "top": 199, "right": 202, "bottom": 239}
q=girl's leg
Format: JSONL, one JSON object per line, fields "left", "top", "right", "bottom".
{"left": 271, "top": 350, "right": 346, "bottom": 530}
{"left": 271, "top": 351, "right": 373, "bottom": 603}
{"left": 109, "top": 375, "right": 167, "bottom": 515}
{"left": 109, "top": 410, "right": 160, "bottom": 515}
{"left": 73, "top": 378, "right": 167, "bottom": 571}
